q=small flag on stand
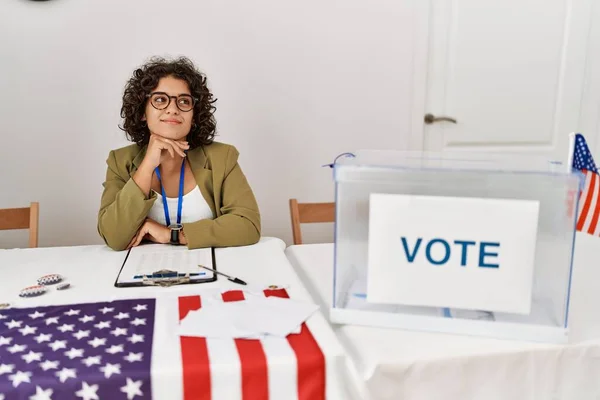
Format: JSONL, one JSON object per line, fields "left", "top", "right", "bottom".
{"left": 571, "top": 133, "right": 600, "bottom": 236}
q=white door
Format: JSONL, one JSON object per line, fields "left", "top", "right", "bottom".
{"left": 410, "top": 0, "right": 594, "bottom": 164}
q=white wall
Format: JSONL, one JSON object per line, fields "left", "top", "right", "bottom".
{"left": 3, "top": 0, "right": 600, "bottom": 249}
{"left": 0, "top": 0, "right": 417, "bottom": 248}
{"left": 581, "top": 0, "right": 600, "bottom": 159}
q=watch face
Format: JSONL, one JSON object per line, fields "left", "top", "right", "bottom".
{"left": 168, "top": 224, "right": 183, "bottom": 231}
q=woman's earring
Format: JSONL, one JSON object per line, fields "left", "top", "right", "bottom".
{"left": 141, "top": 121, "right": 147, "bottom": 127}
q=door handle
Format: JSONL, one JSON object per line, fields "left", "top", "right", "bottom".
{"left": 424, "top": 113, "right": 457, "bottom": 124}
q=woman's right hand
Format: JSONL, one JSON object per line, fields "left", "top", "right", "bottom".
{"left": 141, "top": 134, "right": 190, "bottom": 170}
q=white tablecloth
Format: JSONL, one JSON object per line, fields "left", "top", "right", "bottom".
{"left": 285, "top": 233, "right": 600, "bottom": 400}
{"left": 0, "top": 237, "right": 358, "bottom": 400}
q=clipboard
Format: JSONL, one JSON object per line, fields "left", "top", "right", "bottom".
{"left": 114, "top": 244, "right": 218, "bottom": 288}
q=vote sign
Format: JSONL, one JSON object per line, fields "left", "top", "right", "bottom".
{"left": 366, "top": 193, "right": 540, "bottom": 314}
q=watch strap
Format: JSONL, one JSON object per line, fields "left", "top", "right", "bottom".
{"left": 169, "top": 224, "right": 183, "bottom": 245}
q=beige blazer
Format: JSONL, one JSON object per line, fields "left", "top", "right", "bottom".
{"left": 97, "top": 141, "right": 261, "bottom": 251}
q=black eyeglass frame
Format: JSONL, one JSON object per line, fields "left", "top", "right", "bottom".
{"left": 146, "top": 92, "right": 198, "bottom": 112}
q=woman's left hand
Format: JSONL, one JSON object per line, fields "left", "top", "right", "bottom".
{"left": 127, "top": 218, "right": 170, "bottom": 249}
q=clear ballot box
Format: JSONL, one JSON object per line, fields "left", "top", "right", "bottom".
{"left": 331, "top": 150, "right": 581, "bottom": 343}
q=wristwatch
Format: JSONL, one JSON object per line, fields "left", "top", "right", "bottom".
{"left": 168, "top": 224, "right": 183, "bottom": 245}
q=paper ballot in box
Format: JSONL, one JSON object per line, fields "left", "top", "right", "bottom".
{"left": 330, "top": 150, "right": 580, "bottom": 343}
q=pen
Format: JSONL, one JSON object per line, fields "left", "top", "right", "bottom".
{"left": 133, "top": 272, "right": 206, "bottom": 279}
{"left": 197, "top": 265, "right": 247, "bottom": 285}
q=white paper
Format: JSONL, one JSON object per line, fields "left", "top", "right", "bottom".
{"left": 367, "top": 193, "right": 539, "bottom": 314}
{"left": 178, "top": 294, "right": 319, "bottom": 339}
{"left": 118, "top": 244, "right": 213, "bottom": 284}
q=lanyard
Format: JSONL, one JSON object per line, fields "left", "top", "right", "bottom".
{"left": 154, "top": 160, "right": 185, "bottom": 227}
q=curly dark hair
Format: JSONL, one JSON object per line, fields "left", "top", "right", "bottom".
{"left": 119, "top": 56, "right": 217, "bottom": 149}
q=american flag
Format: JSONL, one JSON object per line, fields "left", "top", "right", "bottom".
{"left": 177, "top": 289, "right": 325, "bottom": 400}
{"left": 0, "top": 289, "right": 326, "bottom": 400}
{"left": 572, "top": 133, "right": 600, "bottom": 235}
{"left": 0, "top": 299, "right": 154, "bottom": 400}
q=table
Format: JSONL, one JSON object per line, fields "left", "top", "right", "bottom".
{"left": 285, "top": 233, "right": 600, "bottom": 400}
{"left": 0, "top": 237, "right": 358, "bottom": 400}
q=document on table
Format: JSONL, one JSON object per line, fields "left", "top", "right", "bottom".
{"left": 178, "top": 293, "right": 319, "bottom": 339}
{"left": 115, "top": 244, "right": 216, "bottom": 287}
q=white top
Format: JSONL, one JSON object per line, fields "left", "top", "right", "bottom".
{"left": 148, "top": 185, "right": 214, "bottom": 226}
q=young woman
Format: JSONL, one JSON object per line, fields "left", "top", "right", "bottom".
{"left": 97, "top": 57, "right": 260, "bottom": 251}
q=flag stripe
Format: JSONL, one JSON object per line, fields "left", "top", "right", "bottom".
{"left": 586, "top": 173, "right": 600, "bottom": 233}
{"left": 594, "top": 204, "right": 600, "bottom": 236}
{"left": 178, "top": 295, "right": 212, "bottom": 400}
{"left": 206, "top": 336, "right": 242, "bottom": 399}
{"left": 265, "top": 289, "right": 326, "bottom": 400}
{"left": 255, "top": 292, "right": 299, "bottom": 400}
{"left": 222, "top": 291, "right": 269, "bottom": 400}
{"left": 178, "top": 295, "right": 200, "bottom": 320}
{"left": 577, "top": 169, "right": 595, "bottom": 231}
{"left": 581, "top": 170, "right": 596, "bottom": 232}
{"left": 222, "top": 290, "right": 245, "bottom": 302}
{"left": 203, "top": 293, "right": 242, "bottom": 399}
{"left": 152, "top": 298, "right": 184, "bottom": 400}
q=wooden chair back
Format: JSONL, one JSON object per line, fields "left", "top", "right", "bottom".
{"left": 0, "top": 202, "right": 39, "bottom": 248}
{"left": 289, "top": 198, "right": 335, "bottom": 245}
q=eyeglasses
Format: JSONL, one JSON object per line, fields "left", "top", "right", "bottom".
{"left": 147, "top": 92, "right": 197, "bottom": 112}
